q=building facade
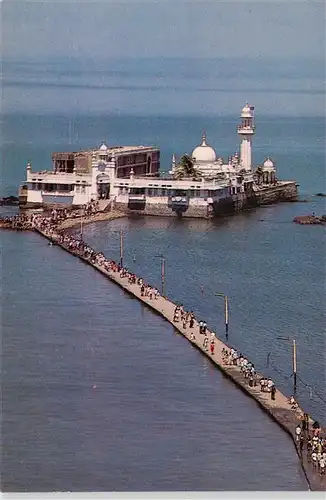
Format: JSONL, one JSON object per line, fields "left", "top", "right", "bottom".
{"left": 20, "top": 143, "right": 160, "bottom": 207}
{"left": 19, "top": 104, "right": 289, "bottom": 217}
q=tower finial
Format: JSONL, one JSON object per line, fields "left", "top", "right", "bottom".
{"left": 202, "top": 130, "right": 207, "bottom": 145}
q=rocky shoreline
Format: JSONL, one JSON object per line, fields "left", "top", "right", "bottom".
{"left": 293, "top": 215, "right": 326, "bottom": 226}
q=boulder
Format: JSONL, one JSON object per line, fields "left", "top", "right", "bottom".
{"left": 293, "top": 215, "right": 326, "bottom": 225}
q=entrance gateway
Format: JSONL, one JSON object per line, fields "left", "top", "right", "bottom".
{"left": 96, "top": 173, "right": 110, "bottom": 199}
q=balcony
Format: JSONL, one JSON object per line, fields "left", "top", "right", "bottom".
{"left": 237, "top": 125, "right": 255, "bottom": 134}
{"left": 42, "top": 190, "right": 74, "bottom": 196}
{"left": 128, "top": 194, "right": 146, "bottom": 201}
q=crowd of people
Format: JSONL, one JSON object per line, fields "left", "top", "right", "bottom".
{"left": 0, "top": 212, "right": 36, "bottom": 230}
{"left": 0, "top": 200, "right": 103, "bottom": 231}
{"left": 294, "top": 415, "right": 326, "bottom": 475}
{"left": 220, "top": 347, "right": 275, "bottom": 392}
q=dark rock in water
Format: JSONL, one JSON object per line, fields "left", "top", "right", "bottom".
{"left": 0, "top": 195, "right": 19, "bottom": 206}
{"left": 287, "top": 198, "right": 310, "bottom": 203}
{"left": 293, "top": 215, "right": 326, "bottom": 225}
{"left": 315, "top": 193, "right": 326, "bottom": 197}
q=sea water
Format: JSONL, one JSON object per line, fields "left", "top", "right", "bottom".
{"left": 1, "top": 58, "right": 325, "bottom": 491}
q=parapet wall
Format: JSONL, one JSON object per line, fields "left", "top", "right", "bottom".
{"left": 255, "top": 182, "right": 298, "bottom": 206}
{"left": 114, "top": 202, "right": 210, "bottom": 218}
{"left": 232, "top": 182, "right": 297, "bottom": 212}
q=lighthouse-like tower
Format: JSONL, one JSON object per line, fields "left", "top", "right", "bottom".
{"left": 237, "top": 103, "right": 255, "bottom": 171}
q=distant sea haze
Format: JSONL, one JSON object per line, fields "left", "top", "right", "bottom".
{"left": 2, "top": 57, "right": 325, "bottom": 116}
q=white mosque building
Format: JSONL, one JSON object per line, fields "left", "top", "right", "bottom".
{"left": 170, "top": 103, "right": 277, "bottom": 187}
{"left": 19, "top": 103, "right": 284, "bottom": 217}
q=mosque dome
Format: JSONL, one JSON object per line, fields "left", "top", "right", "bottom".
{"left": 263, "top": 157, "right": 275, "bottom": 168}
{"left": 99, "top": 142, "right": 108, "bottom": 151}
{"left": 192, "top": 132, "right": 217, "bottom": 163}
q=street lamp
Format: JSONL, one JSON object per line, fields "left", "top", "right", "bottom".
{"left": 80, "top": 207, "right": 84, "bottom": 240}
{"left": 215, "top": 293, "right": 229, "bottom": 340}
{"left": 112, "top": 229, "right": 124, "bottom": 267}
{"left": 277, "top": 336, "right": 297, "bottom": 395}
{"left": 119, "top": 229, "right": 124, "bottom": 268}
{"left": 155, "top": 254, "right": 166, "bottom": 296}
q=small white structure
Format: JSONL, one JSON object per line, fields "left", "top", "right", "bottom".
{"left": 261, "top": 157, "right": 277, "bottom": 184}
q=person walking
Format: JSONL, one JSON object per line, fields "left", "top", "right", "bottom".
{"left": 271, "top": 385, "right": 276, "bottom": 401}
{"left": 304, "top": 412, "right": 309, "bottom": 433}
{"left": 189, "top": 314, "right": 194, "bottom": 329}
{"left": 203, "top": 336, "right": 208, "bottom": 351}
{"left": 210, "top": 341, "right": 215, "bottom": 356}
{"left": 295, "top": 425, "right": 302, "bottom": 443}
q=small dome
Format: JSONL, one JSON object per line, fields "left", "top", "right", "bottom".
{"left": 263, "top": 157, "right": 275, "bottom": 168}
{"left": 241, "top": 103, "right": 253, "bottom": 118}
{"left": 192, "top": 132, "right": 216, "bottom": 163}
{"left": 99, "top": 142, "right": 108, "bottom": 151}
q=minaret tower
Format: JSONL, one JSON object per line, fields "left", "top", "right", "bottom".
{"left": 237, "top": 103, "right": 255, "bottom": 171}
{"left": 169, "top": 153, "right": 176, "bottom": 175}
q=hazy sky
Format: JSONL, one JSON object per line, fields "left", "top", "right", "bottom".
{"left": 1, "top": 1, "right": 325, "bottom": 116}
{"left": 2, "top": 1, "right": 325, "bottom": 61}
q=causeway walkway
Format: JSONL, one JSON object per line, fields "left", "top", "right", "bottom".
{"left": 34, "top": 226, "right": 325, "bottom": 491}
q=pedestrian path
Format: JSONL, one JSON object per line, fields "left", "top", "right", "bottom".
{"left": 35, "top": 226, "right": 325, "bottom": 491}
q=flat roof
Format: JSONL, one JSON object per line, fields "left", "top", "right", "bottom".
{"left": 52, "top": 145, "right": 159, "bottom": 157}
{"left": 93, "top": 145, "right": 158, "bottom": 154}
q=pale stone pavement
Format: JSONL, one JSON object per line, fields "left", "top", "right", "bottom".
{"left": 56, "top": 210, "right": 126, "bottom": 230}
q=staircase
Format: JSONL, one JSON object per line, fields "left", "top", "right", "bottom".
{"left": 98, "top": 199, "right": 112, "bottom": 212}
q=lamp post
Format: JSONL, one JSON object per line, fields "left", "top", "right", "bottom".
{"left": 80, "top": 207, "right": 84, "bottom": 240}
{"left": 119, "top": 229, "right": 124, "bottom": 268}
{"left": 155, "top": 254, "right": 166, "bottom": 296}
{"left": 112, "top": 229, "right": 124, "bottom": 267}
{"left": 215, "top": 293, "right": 229, "bottom": 340}
{"left": 277, "top": 336, "right": 297, "bottom": 395}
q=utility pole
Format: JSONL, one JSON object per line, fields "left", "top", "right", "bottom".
{"left": 155, "top": 254, "right": 166, "bottom": 296}
{"left": 80, "top": 209, "right": 84, "bottom": 240}
{"left": 224, "top": 294, "right": 229, "bottom": 337}
{"left": 216, "top": 293, "right": 229, "bottom": 340}
{"left": 120, "top": 230, "right": 124, "bottom": 268}
{"left": 277, "top": 336, "right": 297, "bottom": 395}
{"left": 292, "top": 338, "right": 297, "bottom": 394}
